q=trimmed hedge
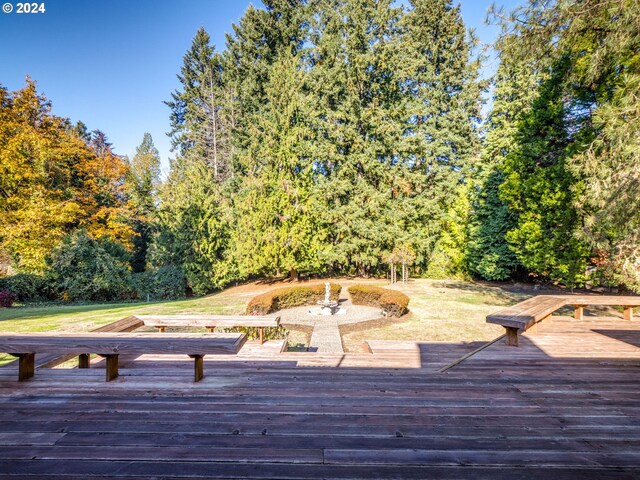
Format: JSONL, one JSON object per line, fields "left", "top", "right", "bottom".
{"left": 247, "top": 283, "right": 341, "bottom": 315}
{"left": 348, "top": 285, "right": 409, "bottom": 317}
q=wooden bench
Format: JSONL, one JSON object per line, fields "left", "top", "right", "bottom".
{"left": 0, "top": 332, "right": 246, "bottom": 382}
{"left": 136, "top": 315, "right": 280, "bottom": 344}
{"left": 566, "top": 296, "right": 639, "bottom": 321}
{"left": 1, "top": 316, "right": 145, "bottom": 371}
{"left": 487, "top": 295, "right": 640, "bottom": 346}
{"left": 487, "top": 296, "right": 566, "bottom": 346}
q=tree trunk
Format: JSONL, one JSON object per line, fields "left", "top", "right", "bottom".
{"left": 289, "top": 268, "right": 299, "bottom": 282}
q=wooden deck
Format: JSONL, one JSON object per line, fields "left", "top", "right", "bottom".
{"left": 0, "top": 316, "right": 639, "bottom": 478}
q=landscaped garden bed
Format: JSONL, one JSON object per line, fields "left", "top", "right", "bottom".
{"left": 246, "top": 283, "right": 341, "bottom": 315}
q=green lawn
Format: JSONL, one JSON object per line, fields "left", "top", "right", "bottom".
{"left": 0, "top": 278, "right": 536, "bottom": 363}
{"left": 340, "top": 279, "right": 532, "bottom": 351}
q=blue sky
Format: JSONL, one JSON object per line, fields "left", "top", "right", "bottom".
{"left": 0, "top": 0, "right": 521, "bottom": 174}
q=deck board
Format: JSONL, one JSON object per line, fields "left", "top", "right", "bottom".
{"left": 0, "top": 315, "right": 638, "bottom": 477}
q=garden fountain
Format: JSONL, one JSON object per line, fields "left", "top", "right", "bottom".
{"left": 308, "top": 282, "right": 346, "bottom": 316}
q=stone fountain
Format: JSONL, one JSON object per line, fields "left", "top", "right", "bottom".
{"left": 308, "top": 282, "right": 346, "bottom": 316}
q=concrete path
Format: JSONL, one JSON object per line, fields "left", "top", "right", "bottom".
{"left": 308, "top": 317, "right": 343, "bottom": 353}
{"left": 308, "top": 286, "right": 350, "bottom": 353}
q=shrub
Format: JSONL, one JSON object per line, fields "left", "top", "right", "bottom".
{"left": 48, "top": 231, "right": 133, "bottom": 302}
{"left": 216, "top": 325, "right": 288, "bottom": 342}
{"left": 0, "top": 290, "right": 16, "bottom": 308}
{"left": 131, "top": 265, "right": 187, "bottom": 301}
{"left": 0, "top": 273, "right": 55, "bottom": 302}
{"left": 348, "top": 284, "right": 409, "bottom": 317}
{"left": 247, "top": 283, "right": 341, "bottom": 315}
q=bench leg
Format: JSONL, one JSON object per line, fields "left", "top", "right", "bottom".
{"left": 190, "top": 355, "right": 204, "bottom": 382}
{"left": 15, "top": 353, "right": 35, "bottom": 381}
{"left": 206, "top": 327, "right": 214, "bottom": 333}
{"left": 505, "top": 327, "right": 519, "bottom": 347}
{"left": 574, "top": 305, "right": 584, "bottom": 321}
{"left": 156, "top": 326, "right": 166, "bottom": 333}
{"left": 100, "top": 355, "right": 119, "bottom": 381}
{"left": 624, "top": 307, "right": 634, "bottom": 321}
{"left": 78, "top": 354, "right": 90, "bottom": 369}
{"left": 259, "top": 327, "right": 264, "bottom": 345}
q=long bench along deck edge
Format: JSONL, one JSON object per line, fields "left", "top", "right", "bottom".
{"left": 487, "top": 294, "right": 640, "bottom": 346}
{"left": 136, "top": 314, "right": 280, "bottom": 344}
{"left": 0, "top": 316, "right": 145, "bottom": 371}
{"left": 0, "top": 332, "right": 246, "bottom": 382}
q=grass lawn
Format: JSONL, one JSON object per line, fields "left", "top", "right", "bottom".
{"left": 0, "top": 277, "right": 537, "bottom": 364}
{"left": 340, "top": 279, "right": 531, "bottom": 351}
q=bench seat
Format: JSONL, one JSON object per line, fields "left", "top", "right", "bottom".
{"left": 565, "top": 296, "right": 640, "bottom": 321}
{"left": 0, "top": 332, "right": 246, "bottom": 382}
{"left": 136, "top": 315, "right": 280, "bottom": 343}
{"left": 1, "top": 316, "right": 145, "bottom": 371}
{"left": 487, "top": 294, "right": 640, "bottom": 346}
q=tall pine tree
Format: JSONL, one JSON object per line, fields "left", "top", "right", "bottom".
{"left": 232, "top": 53, "right": 325, "bottom": 280}
{"left": 466, "top": 56, "right": 534, "bottom": 281}
{"left": 309, "top": 0, "right": 414, "bottom": 275}
{"left": 398, "top": 0, "right": 482, "bottom": 275}
{"left": 127, "top": 133, "right": 161, "bottom": 272}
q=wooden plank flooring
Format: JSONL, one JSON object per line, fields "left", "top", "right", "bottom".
{"left": 0, "top": 318, "right": 639, "bottom": 478}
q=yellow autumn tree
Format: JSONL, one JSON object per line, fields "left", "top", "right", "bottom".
{"left": 76, "top": 130, "right": 135, "bottom": 248}
{"left": 0, "top": 78, "right": 135, "bottom": 272}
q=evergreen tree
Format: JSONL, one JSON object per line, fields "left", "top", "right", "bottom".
{"left": 484, "top": 0, "right": 638, "bottom": 288}
{"left": 401, "top": 0, "right": 481, "bottom": 171}
{"left": 155, "top": 1, "right": 484, "bottom": 287}
{"left": 71, "top": 121, "right": 91, "bottom": 143}
{"left": 89, "top": 130, "right": 112, "bottom": 157}
{"left": 308, "top": 0, "right": 414, "bottom": 275}
{"left": 224, "top": 0, "right": 309, "bottom": 174}
{"left": 127, "top": 133, "right": 161, "bottom": 272}
{"left": 400, "top": 0, "right": 483, "bottom": 275}
{"left": 159, "top": 27, "right": 238, "bottom": 289}
{"left": 466, "top": 57, "right": 534, "bottom": 281}
{"left": 499, "top": 61, "right": 590, "bottom": 287}
{"left": 426, "top": 184, "right": 471, "bottom": 279}
{"left": 467, "top": 169, "right": 519, "bottom": 280}
{"left": 561, "top": 0, "right": 640, "bottom": 289}
{"left": 166, "top": 27, "right": 234, "bottom": 181}
{"left": 151, "top": 157, "right": 231, "bottom": 293}
{"left": 166, "top": 27, "right": 214, "bottom": 156}
{"left": 232, "top": 53, "right": 325, "bottom": 281}
{"left": 128, "top": 133, "right": 160, "bottom": 215}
